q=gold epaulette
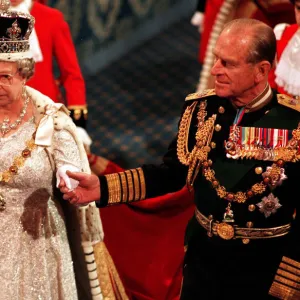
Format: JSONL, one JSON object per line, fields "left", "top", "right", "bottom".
{"left": 277, "top": 94, "right": 300, "bottom": 112}
{"left": 185, "top": 89, "right": 216, "bottom": 101}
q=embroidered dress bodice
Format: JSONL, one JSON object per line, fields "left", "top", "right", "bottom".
{"left": 0, "top": 118, "right": 81, "bottom": 300}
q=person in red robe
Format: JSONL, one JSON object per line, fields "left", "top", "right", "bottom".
{"left": 10, "top": 0, "right": 122, "bottom": 175}
{"left": 269, "top": 0, "right": 300, "bottom": 98}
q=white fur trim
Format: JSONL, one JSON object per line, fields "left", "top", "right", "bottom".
{"left": 275, "top": 29, "right": 300, "bottom": 96}
{"left": 274, "top": 23, "right": 289, "bottom": 40}
{"left": 76, "top": 126, "right": 92, "bottom": 146}
{"left": 0, "top": 51, "right": 33, "bottom": 61}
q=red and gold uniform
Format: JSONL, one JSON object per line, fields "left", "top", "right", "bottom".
{"left": 28, "top": 1, "right": 87, "bottom": 127}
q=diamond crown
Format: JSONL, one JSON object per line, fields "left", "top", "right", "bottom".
{"left": 0, "top": 0, "right": 35, "bottom": 54}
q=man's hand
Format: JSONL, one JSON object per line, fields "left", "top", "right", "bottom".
{"left": 59, "top": 171, "right": 101, "bottom": 205}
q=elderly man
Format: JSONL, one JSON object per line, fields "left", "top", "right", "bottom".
{"left": 61, "top": 19, "right": 300, "bottom": 299}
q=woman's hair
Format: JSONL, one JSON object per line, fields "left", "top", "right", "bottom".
{"left": 16, "top": 58, "right": 35, "bottom": 80}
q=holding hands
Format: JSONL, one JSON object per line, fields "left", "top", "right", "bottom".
{"left": 59, "top": 171, "right": 101, "bottom": 205}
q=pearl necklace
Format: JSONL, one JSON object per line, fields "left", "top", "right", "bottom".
{"left": 0, "top": 92, "right": 30, "bottom": 137}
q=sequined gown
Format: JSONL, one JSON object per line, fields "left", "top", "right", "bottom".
{"left": 0, "top": 118, "right": 80, "bottom": 300}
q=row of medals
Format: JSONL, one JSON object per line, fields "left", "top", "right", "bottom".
{"left": 224, "top": 126, "right": 298, "bottom": 161}
{"left": 216, "top": 126, "right": 296, "bottom": 240}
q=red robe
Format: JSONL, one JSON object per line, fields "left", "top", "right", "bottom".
{"left": 28, "top": 2, "right": 86, "bottom": 108}
{"left": 269, "top": 24, "right": 299, "bottom": 95}
{"left": 198, "top": 0, "right": 224, "bottom": 63}
{"left": 198, "top": 0, "right": 294, "bottom": 63}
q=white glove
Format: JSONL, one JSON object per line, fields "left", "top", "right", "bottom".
{"left": 56, "top": 165, "right": 81, "bottom": 190}
{"left": 191, "top": 12, "right": 204, "bottom": 33}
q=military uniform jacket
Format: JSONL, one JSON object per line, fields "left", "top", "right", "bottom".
{"left": 97, "top": 88, "right": 300, "bottom": 299}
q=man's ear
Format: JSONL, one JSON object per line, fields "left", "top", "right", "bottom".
{"left": 254, "top": 61, "right": 271, "bottom": 83}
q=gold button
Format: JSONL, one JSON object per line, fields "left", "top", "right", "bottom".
{"left": 255, "top": 167, "right": 263, "bottom": 175}
{"left": 210, "top": 142, "right": 216, "bottom": 149}
{"left": 218, "top": 106, "right": 225, "bottom": 114}
{"left": 208, "top": 214, "right": 213, "bottom": 220}
{"left": 215, "top": 124, "right": 222, "bottom": 132}
{"left": 242, "top": 238, "right": 250, "bottom": 244}
{"left": 248, "top": 204, "right": 256, "bottom": 212}
{"left": 246, "top": 221, "right": 253, "bottom": 228}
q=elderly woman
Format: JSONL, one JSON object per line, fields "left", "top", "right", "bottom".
{"left": 0, "top": 1, "right": 128, "bottom": 300}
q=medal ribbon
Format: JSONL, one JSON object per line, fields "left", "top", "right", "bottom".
{"left": 233, "top": 108, "right": 245, "bottom": 125}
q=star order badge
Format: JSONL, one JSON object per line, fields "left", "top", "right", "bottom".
{"left": 256, "top": 193, "right": 282, "bottom": 218}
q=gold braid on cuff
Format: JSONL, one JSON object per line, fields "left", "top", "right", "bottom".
{"left": 105, "top": 168, "right": 146, "bottom": 205}
{"left": 269, "top": 256, "right": 300, "bottom": 299}
{"left": 68, "top": 106, "right": 88, "bottom": 121}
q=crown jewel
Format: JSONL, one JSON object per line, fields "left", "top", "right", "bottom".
{"left": 0, "top": 0, "right": 35, "bottom": 58}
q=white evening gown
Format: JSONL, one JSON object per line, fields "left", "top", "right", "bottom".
{"left": 0, "top": 118, "right": 80, "bottom": 300}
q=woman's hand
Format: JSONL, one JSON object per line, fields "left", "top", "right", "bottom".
{"left": 59, "top": 171, "right": 101, "bottom": 205}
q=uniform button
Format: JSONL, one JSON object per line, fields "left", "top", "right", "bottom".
{"left": 210, "top": 142, "right": 216, "bottom": 149}
{"left": 248, "top": 204, "right": 256, "bottom": 212}
{"left": 246, "top": 190, "right": 254, "bottom": 198}
{"left": 255, "top": 167, "right": 263, "bottom": 174}
{"left": 246, "top": 221, "right": 253, "bottom": 228}
{"left": 242, "top": 238, "right": 250, "bottom": 244}
{"left": 215, "top": 124, "right": 222, "bottom": 132}
{"left": 218, "top": 106, "right": 225, "bottom": 114}
{"left": 207, "top": 232, "right": 213, "bottom": 237}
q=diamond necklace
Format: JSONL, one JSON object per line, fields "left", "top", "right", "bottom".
{"left": 0, "top": 91, "right": 30, "bottom": 137}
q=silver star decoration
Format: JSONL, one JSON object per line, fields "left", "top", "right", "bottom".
{"left": 256, "top": 193, "right": 282, "bottom": 218}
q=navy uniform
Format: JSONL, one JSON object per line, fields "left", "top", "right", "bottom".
{"left": 96, "top": 85, "right": 300, "bottom": 299}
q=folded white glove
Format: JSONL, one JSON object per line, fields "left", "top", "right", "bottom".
{"left": 56, "top": 165, "right": 80, "bottom": 190}
{"left": 191, "top": 12, "right": 204, "bottom": 33}
{"left": 76, "top": 127, "right": 92, "bottom": 147}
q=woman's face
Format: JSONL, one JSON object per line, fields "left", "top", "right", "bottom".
{"left": 0, "top": 61, "right": 24, "bottom": 107}
{"left": 10, "top": 0, "right": 24, "bottom": 7}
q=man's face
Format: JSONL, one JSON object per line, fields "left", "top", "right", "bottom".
{"left": 210, "top": 29, "right": 257, "bottom": 105}
{"left": 295, "top": 1, "right": 300, "bottom": 26}
{"left": 10, "top": 0, "right": 24, "bottom": 7}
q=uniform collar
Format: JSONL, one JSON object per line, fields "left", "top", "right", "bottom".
{"left": 231, "top": 84, "right": 273, "bottom": 113}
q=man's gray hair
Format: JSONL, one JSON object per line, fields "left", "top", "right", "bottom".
{"left": 222, "top": 18, "right": 276, "bottom": 66}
